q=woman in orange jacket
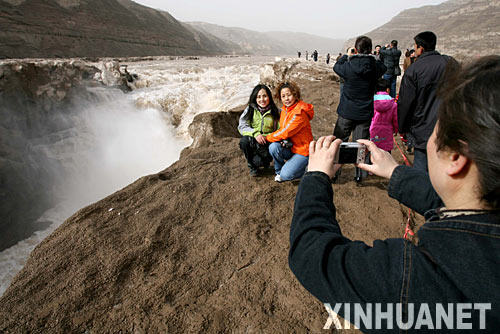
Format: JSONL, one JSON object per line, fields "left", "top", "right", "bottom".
{"left": 266, "top": 82, "right": 314, "bottom": 182}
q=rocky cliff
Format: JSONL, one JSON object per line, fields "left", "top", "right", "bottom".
{"left": 0, "top": 60, "right": 420, "bottom": 332}
{"left": 0, "top": 0, "right": 237, "bottom": 58}
{"left": 0, "top": 58, "right": 132, "bottom": 250}
{"left": 345, "top": 0, "right": 500, "bottom": 57}
{"left": 186, "top": 22, "right": 346, "bottom": 56}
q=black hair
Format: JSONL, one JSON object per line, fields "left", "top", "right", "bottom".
{"left": 248, "top": 84, "right": 280, "bottom": 120}
{"left": 275, "top": 81, "right": 301, "bottom": 104}
{"left": 355, "top": 36, "right": 372, "bottom": 55}
{"left": 436, "top": 55, "right": 500, "bottom": 209}
{"left": 391, "top": 40, "right": 398, "bottom": 48}
{"left": 376, "top": 78, "right": 390, "bottom": 92}
{"left": 414, "top": 31, "right": 437, "bottom": 52}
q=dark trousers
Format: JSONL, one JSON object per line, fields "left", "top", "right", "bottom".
{"left": 239, "top": 136, "right": 272, "bottom": 170}
{"left": 333, "top": 115, "right": 371, "bottom": 179}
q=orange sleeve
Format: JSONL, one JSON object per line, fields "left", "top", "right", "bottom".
{"left": 266, "top": 112, "right": 307, "bottom": 142}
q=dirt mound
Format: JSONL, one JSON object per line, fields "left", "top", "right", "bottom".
{"left": 0, "top": 63, "right": 420, "bottom": 332}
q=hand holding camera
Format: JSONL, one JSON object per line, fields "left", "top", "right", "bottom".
{"left": 307, "top": 136, "right": 342, "bottom": 178}
{"left": 357, "top": 139, "right": 398, "bottom": 179}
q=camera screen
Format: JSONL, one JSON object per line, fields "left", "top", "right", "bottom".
{"left": 338, "top": 147, "right": 359, "bottom": 164}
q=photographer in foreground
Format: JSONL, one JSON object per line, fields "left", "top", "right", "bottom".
{"left": 289, "top": 56, "right": 500, "bottom": 331}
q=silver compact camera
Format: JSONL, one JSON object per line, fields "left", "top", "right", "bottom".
{"left": 334, "top": 142, "right": 367, "bottom": 164}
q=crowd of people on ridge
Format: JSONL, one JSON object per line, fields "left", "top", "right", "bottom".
{"left": 237, "top": 30, "right": 500, "bottom": 330}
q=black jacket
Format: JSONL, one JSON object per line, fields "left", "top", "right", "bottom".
{"left": 380, "top": 46, "right": 401, "bottom": 75}
{"left": 289, "top": 168, "right": 500, "bottom": 332}
{"left": 397, "top": 51, "right": 454, "bottom": 149}
{"left": 333, "top": 54, "right": 386, "bottom": 121}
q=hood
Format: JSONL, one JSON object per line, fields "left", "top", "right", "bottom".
{"left": 296, "top": 100, "right": 314, "bottom": 120}
{"left": 348, "top": 54, "right": 376, "bottom": 76}
{"left": 374, "top": 92, "right": 394, "bottom": 113}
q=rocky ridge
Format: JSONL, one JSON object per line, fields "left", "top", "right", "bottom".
{"left": 345, "top": 0, "right": 500, "bottom": 57}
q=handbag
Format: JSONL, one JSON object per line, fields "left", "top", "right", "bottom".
{"left": 394, "top": 65, "right": 402, "bottom": 76}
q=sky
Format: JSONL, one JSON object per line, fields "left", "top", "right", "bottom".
{"left": 133, "top": 0, "right": 446, "bottom": 39}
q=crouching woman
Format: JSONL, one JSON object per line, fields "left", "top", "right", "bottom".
{"left": 266, "top": 82, "right": 314, "bottom": 182}
{"left": 238, "top": 84, "right": 280, "bottom": 177}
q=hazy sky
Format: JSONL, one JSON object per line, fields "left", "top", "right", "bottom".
{"left": 133, "top": 0, "right": 446, "bottom": 39}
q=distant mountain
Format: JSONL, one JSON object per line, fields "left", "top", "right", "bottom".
{"left": 0, "top": 0, "right": 236, "bottom": 58}
{"left": 186, "top": 22, "right": 345, "bottom": 56}
{"left": 345, "top": 0, "right": 500, "bottom": 57}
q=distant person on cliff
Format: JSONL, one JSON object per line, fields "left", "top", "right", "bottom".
{"left": 373, "top": 44, "right": 382, "bottom": 61}
{"left": 380, "top": 40, "right": 402, "bottom": 97}
{"left": 289, "top": 56, "right": 500, "bottom": 331}
{"left": 332, "top": 36, "right": 386, "bottom": 183}
{"left": 326, "top": 53, "right": 330, "bottom": 65}
{"left": 266, "top": 82, "right": 314, "bottom": 182}
{"left": 313, "top": 50, "right": 318, "bottom": 62}
{"left": 238, "top": 84, "right": 280, "bottom": 177}
{"left": 305, "top": 51, "right": 309, "bottom": 60}
{"left": 398, "top": 31, "right": 456, "bottom": 171}
{"left": 298, "top": 51, "right": 301, "bottom": 58}
{"left": 370, "top": 78, "right": 398, "bottom": 152}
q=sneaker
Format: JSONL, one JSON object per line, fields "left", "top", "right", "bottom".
{"left": 274, "top": 174, "right": 282, "bottom": 182}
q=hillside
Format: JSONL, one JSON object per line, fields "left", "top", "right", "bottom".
{"left": 187, "top": 21, "right": 345, "bottom": 56}
{"left": 0, "top": 0, "right": 237, "bottom": 58}
{"left": 0, "top": 59, "right": 419, "bottom": 332}
{"left": 345, "top": 0, "right": 500, "bottom": 57}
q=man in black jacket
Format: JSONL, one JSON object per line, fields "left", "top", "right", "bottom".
{"left": 397, "top": 31, "right": 455, "bottom": 171}
{"left": 380, "top": 40, "right": 401, "bottom": 97}
{"left": 333, "top": 36, "right": 386, "bottom": 182}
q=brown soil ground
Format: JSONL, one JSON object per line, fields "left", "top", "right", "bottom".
{"left": 0, "top": 61, "right": 423, "bottom": 333}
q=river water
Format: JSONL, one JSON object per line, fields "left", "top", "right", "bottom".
{"left": 0, "top": 55, "right": 276, "bottom": 295}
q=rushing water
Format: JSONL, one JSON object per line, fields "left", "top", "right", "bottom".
{"left": 0, "top": 55, "right": 275, "bottom": 296}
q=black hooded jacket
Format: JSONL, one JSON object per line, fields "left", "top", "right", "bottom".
{"left": 397, "top": 51, "right": 455, "bottom": 149}
{"left": 333, "top": 54, "right": 386, "bottom": 121}
{"left": 380, "top": 46, "right": 402, "bottom": 75}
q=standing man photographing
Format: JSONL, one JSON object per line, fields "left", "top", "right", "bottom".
{"left": 397, "top": 31, "right": 455, "bottom": 171}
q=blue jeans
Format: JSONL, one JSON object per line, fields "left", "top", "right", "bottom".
{"left": 269, "top": 142, "right": 309, "bottom": 181}
{"left": 383, "top": 73, "right": 397, "bottom": 98}
{"left": 413, "top": 148, "right": 428, "bottom": 172}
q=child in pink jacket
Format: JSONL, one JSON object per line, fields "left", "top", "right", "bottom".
{"left": 370, "top": 79, "right": 398, "bottom": 152}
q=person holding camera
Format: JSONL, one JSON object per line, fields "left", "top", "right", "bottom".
{"left": 266, "top": 82, "right": 314, "bottom": 182}
{"left": 289, "top": 56, "right": 500, "bottom": 331}
{"left": 238, "top": 84, "right": 280, "bottom": 177}
{"left": 332, "top": 36, "right": 386, "bottom": 183}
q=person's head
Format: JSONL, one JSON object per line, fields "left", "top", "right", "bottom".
{"left": 248, "top": 84, "right": 279, "bottom": 117}
{"left": 276, "top": 81, "right": 301, "bottom": 107}
{"left": 414, "top": 31, "right": 437, "bottom": 56}
{"left": 374, "top": 45, "right": 381, "bottom": 54}
{"left": 355, "top": 36, "right": 372, "bottom": 55}
{"left": 375, "top": 78, "right": 390, "bottom": 94}
{"left": 405, "top": 49, "right": 411, "bottom": 57}
{"left": 390, "top": 40, "right": 398, "bottom": 48}
{"left": 410, "top": 49, "right": 416, "bottom": 58}
{"left": 428, "top": 55, "right": 500, "bottom": 209}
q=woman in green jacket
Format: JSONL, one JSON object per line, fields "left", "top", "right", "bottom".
{"left": 238, "top": 84, "right": 280, "bottom": 176}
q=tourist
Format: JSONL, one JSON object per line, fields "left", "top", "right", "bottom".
{"left": 266, "top": 82, "right": 314, "bottom": 182}
{"left": 398, "top": 31, "right": 456, "bottom": 171}
{"left": 380, "top": 40, "right": 402, "bottom": 98}
{"left": 289, "top": 56, "right": 500, "bottom": 331}
{"left": 370, "top": 78, "right": 398, "bottom": 152}
{"left": 238, "top": 84, "right": 280, "bottom": 177}
{"left": 332, "top": 36, "right": 386, "bottom": 183}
